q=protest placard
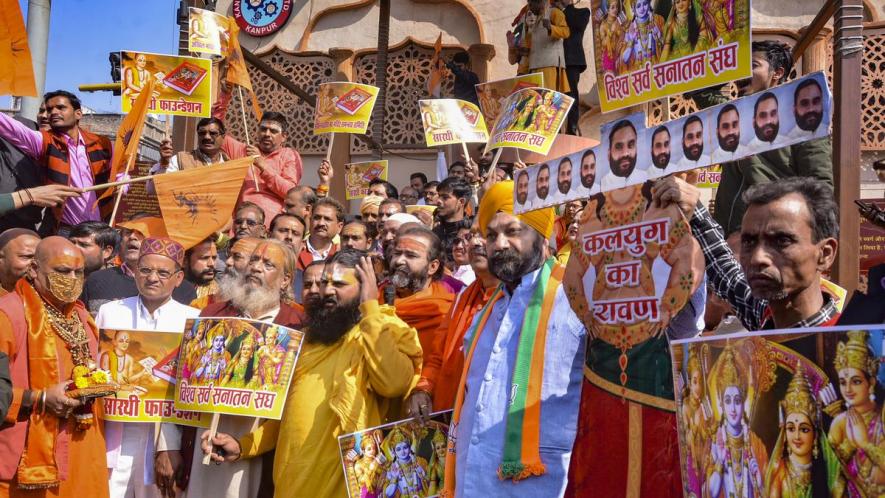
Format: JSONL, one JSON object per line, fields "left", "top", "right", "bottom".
{"left": 314, "top": 82, "right": 380, "bottom": 135}
{"left": 485, "top": 87, "right": 573, "bottom": 156}
{"left": 419, "top": 99, "right": 488, "bottom": 147}
{"left": 475, "top": 73, "right": 544, "bottom": 125}
{"left": 188, "top": 7, "right": 229, "bottom": 56}
{"left": 670, "top": 325, "right": 885, "bottom": 498}
{"left": 173, "top": 317, "right": 305, "bottom": 419}
{"left": 338, "top": 411, "right": 452, "bottom": 498}
{"left": 120, "top": 51, "right": 212, "bottom": 117}
{"left": 589, "top": 0, "right": 751, "bottom": 112}
{"left": 99, "top": 329, "right": 208, "bottom": 427}
{"left": 345, "top": 160, "right": 388, "bottom": 200}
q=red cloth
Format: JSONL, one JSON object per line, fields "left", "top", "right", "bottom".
{"left": 382, "top": 281, "right": 454, "bottom": 356}
{"left": 565, "top": 380, "right": 683, "bottom": 498}
{"left": 296, "top": 244, "right": 338, "bottom": 271}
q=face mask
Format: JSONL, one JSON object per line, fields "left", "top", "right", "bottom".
{"left": 47, "top": 272, "right": 84, "bottom": 304}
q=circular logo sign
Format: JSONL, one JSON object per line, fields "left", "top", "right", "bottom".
{"left": 233, "top": 0, "right": 293, "bottom": 37}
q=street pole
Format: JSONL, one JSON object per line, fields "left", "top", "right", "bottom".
{"left": 19, "top": 0, "right": 51, "bottom": 120}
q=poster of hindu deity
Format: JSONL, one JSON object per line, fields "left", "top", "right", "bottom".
{"left": 338, "top": 411, "right": 452, "bottom": 498}
{"left": 345, "top": 160, "right": 388, "bottom": 200}
{"left": 173, "top": 317, "right": 305, "bottom": 419}
{"left": 120, "top": 51, "right": 212, "bottom": 117}
{"left": 474, "top": 73, "right": 544, "bottom": 126}
{"left": 188, "top": 7, "right": 229, "bottom": 56}
{"left": 671, "top": 325, "right": 885, "bottom": 498}
{"left": 485, "top": 87, "right": 574, "bottom": 156}
{"left": 99, "top": 329, "right": 209, "bottom": 427}
{"left": 314, "top": 82, "right": 380, "bottom": 135}
{"left": 589, "top": 0, "right": 751, "bottom": 112}
{"left": 418, "top": 99, "right": 489, "bottom": 147}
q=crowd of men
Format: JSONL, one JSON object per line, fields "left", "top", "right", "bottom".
{"left": 0, "top": 25, "right": 880, "bottom": 498}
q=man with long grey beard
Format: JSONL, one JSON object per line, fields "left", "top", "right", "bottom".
{"left": 179, "top": 239, "right": 305, "bottom": 498}
{"left": 202, "top": 249, "right": 422, "bottom": 498}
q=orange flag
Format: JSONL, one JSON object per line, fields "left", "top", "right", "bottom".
{"left": 427, "top": 33, "right": 445, "bottom": 97}
{"left": 0, "top": 0, "right": 37, "bottom": 97}
{"left": 98, "top": 77, "right": 156, "bottom": 204}
{"left": 151, "top": 157, "right": 252, "bottom": 249}
{"left": 223, "top": 18, "right": 262, "bottom": 121}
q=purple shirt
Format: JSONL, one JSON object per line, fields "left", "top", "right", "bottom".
{"left": 0, "top": 112, "right": 103, "bottom": 225}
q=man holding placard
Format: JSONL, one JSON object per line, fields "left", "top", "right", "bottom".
{"left": 95, "top": 237, "right": 199, "bottom": 498}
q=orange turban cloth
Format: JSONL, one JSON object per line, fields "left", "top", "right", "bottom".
{"left": 477, "top": 180, "right": 554, "bottom": 239}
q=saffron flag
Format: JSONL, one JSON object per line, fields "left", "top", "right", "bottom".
{"left": 222, "top": 18, "right": 263, "bottom": 121}
{"left": 0, "top": 0, "right": 37, "bottom": 97}
{"left": 98, "top": 77, "right": 156, "bottom": 204}
{"left": 426, "top": 33, "right": 445, "bottom": 98}
{"left": 146, "top": 157, "right": 253, "bottom": 249}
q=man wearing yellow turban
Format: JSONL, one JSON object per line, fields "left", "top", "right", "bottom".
{"left": 442, "top": 180, "right": 586, "bottom": 496}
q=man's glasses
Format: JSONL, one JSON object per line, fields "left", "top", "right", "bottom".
{"left": 137, "top": 267, "right": 178, "bottom": 280}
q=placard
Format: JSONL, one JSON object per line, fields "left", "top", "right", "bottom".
{"left": 99, "top": 329, "right": 208, "bottom": 427}
{"left": 120, "top": 51, "right": 212, "bottom": 117}
{"left": 419, "top": 99, "right": 489, "bottom": 146}
{"left": 671, "top": 325, "right": 885, "bottom": 498}
{"left": 314, "top": 82, "right": 380, "bottom": 135}
{"left": 590, "top": 0, "right": 751, "bottom": 112}
{"left": 515, "top": 72, "right": 832, "bottom": 213}
{"left": 188, "top": 7, "right": 229, "bottom": 56}
{"left": 474, "top": 73, "right": 544, "bottom": 126}
{"left": 173, "top": 317, "right": 305, "bottom": 419}
{"left": 345, "top": 160, "right": 388, "bottom": 200}
{"left": 338, "top": 411, "right": 452, "bottom": 498}
{"left": 485, "top": 87, "right": 574, "bottom": 156}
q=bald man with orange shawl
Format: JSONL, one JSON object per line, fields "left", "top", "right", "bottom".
{"left": 441, "top": 181, "right": 586, "bottom": 498}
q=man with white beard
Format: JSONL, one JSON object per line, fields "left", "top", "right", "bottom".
{"left": 180, "top": 239, "right": 305, "bottom": 498}
{"left": 192, "top": 237, "right": 261, "bottom": 310}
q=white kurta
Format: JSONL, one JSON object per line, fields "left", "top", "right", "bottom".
{"left": 96, "top": 296, "right": 200, "bottom": 498}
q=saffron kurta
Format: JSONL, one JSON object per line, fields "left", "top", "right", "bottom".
{"left": 237, "top": 300, "right": 422, "bottom": 498}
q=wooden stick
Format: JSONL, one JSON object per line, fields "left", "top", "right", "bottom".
{"left": 201, "top": 413, "right": 221, "bottom": 466}
{"left": 325, "top": 132, "right": 335, "bottom": 162}
{"left": 489, "top": 147, "right": 504, "bottom": 172}
{"left": 108, "top": 152, "right": 136, "bottom": 227}
{"left": 83, "top": 154, "right": 261, "bottom": 193}
{"left": 238, "top": 86, "right": 260, "bottom": 193}
{"left": 460, "top": 142, "right": 470, "bottom": 163}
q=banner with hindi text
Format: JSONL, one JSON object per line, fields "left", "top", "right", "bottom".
{"left": 475, "top": 73, "right": 544, "bottom": 127}
{"left": 670, "top": 325, "right": 885, "bottom": 498}
{"left": 188, "top": 7, "right": 229, "bottom": 56}
{"left": 314, "top": 82, "right": 380, "bottom": 135}
{"left": 173, "top": 318, "right": 304, "bottom": 419}
{"left": 589, "top": 0, "right": 751, "bottom": 112}
{"left": 120, "top": 50, "right": 211, "bottom": 117}
{"left": 344, "top": 160, "right": 388, "bottom": 200}
{"left": 419, "top": 98, "right": 488, "bottom": 147}
{"left": 99, "top": 329, "right": 208, "bottom": 427}
{"left": 485, "top": 87, "right": 573, "bottom": 155}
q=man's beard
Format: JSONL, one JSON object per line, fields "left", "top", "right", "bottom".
{"left": 754, "top": 121, "right": 779, "bottom": 142}
{"left": 390, "top": 264, "right": 429, "bottom": 293}
{"left": 306, "top": 297, "right": 361, "bottom": 345}
{"left": 189, "top": 268, "right": 216, "bottom": 286}
{"left": 609, "top": 153, "right": 636, "bottom": 178}
{"left": 489, "top": 236, "right": 545, "bottom": 284}
{"left": 229, "top": 282, "right": 281, "bottom": 318}
{"left": 652, "top": 152, "right": 670, "bottom": 169}
{"left": 718, "top": 132, "right": 739, "bottom": 152}
{"left": 683, "top": 142, "right": 703, "bottom": 161}
{"left": 216, "top": 268, "right": 242, "bottom": 302}
{"left": 581, "top": 173, "right": 595, "bottom": 188}
{"left": 517, "top": 192, "right": 528, "bottom": 204}
{"left": 795, "top": 110, "right": 822, "bottom": 132}
{"left": 558, "top": 180, "right": 570, "bottom": 194}
{"left": 537, "top": 185, "right": 549, "bottom": 199}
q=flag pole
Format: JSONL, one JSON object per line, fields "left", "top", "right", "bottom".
{"left": 84, "top": 155, "right": 261, "bottom": 193}
{"left": 108, "top": 153, "right": 136, "bottom": 227}
{"left": 325, "top": 132, "right": 335, "bottom": 162}
{"left": 238, "top": 86, "right": 260, "bottom": 193}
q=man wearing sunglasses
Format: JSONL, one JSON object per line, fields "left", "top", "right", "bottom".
{"left": 94, "top": 237, "right": 200, "bottom": 498}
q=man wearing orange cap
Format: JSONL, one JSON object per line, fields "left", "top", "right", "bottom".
{"left": 441, "top": 181, "right": 586, "bottom": 497}
{"left": 95, "top": 237, "right": 200, "bottom": 498}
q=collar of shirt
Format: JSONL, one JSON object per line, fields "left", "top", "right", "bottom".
{"left": 762, "top": 292, "right": 839, "bottom": 329}
{"left": 136, "top": 296, "right": 174, "bottom": 325}
{"left": 195, "top": 149, "right": 226, "bottom": 164}
{"left": 305, "top": 238, "right": 332, "bottom": 260}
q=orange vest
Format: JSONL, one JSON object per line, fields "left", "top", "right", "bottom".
{"left": 39, "top": 128, "right": 114, "bottom": 222}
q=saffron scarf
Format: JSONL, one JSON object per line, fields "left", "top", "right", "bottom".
{"left": 442, "top": 258, "right": 564, "bottom": 496}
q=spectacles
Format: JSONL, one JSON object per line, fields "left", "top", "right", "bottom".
{"left": 137, "top": 267, "right": 178, "bottom": 280}
{"left": 235, "top": 218, "right": 259, "bottom": 227}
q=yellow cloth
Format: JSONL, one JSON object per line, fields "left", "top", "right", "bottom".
{"left": 238, "top": 300, "right": 423, "bottom": 498}
{"left": 555, "top": 242, "right": 572, "bottom": 266}
{"left": 477, "top": 180, "right": 554, "bottom": 239}
{"left": 360, "top": 194, "right": 384, "bottom": 215}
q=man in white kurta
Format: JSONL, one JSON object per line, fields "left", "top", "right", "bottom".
{"left": 95, "top": 237, "right": 199, "bottom": 498}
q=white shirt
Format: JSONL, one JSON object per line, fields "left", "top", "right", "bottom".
{"left": 784, "top": 125, "right": 818, "bottom": 142}
{"left": 675, "top": 156, "right": 703, "bottom": 172}
{"left": 305, "top": 238, "right": 333, "bottom": 261}
{"left": 601, "top": 169, "right": 649, "bottom": 192}
{"left": 95, "top": 296, "right": 200, "bottom": 491}
{"left": 165, "top": 150, "right": 226, "bottom": 173}
{"left": 711, "top": 147, "right": 742, "bottom": 164}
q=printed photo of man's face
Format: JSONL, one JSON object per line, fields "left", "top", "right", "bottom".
{"left": 536, "top": 165, "right": 550, "bottom": 200}
{"left": 682, "top": 116, "right": 704, "bottom": 162}
{"left": 608, "top": 121, "right": 637, "bottom": 178}
{"left": 580, "top": 150, "right": 597, "bottom": 189}
{"left": 793, "top": 80, "right": 823, "bottom": 132}
{"left": 651, "top": 127, "right": 671, "bottom": 169}
{"left": 516, "top": 171, "right": 529, "bottom": 205}
{"left": 557, "top": 158, "right": 572, "bottom": 194}
{"left": 753, "top": 93, "right": 780, "bottom": 143}
{"left": 717, "top": 105, "right": 740, "bottom": 152}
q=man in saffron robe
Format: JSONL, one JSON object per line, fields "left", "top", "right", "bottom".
{"left": 202, "top": 249, "right": 422, "bottom": 498}
{"left": 0, "top": 236, "right": 108, "bottom": 498}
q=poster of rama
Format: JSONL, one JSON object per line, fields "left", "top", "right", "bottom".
{"left": 99, "top": 329, "right": 209, "bottom": 427}
{"left": 474, "top": 73, "right": 544, "bottom": 126}
{"left": 345, "top": 160, "right": 388, "bottom": 200}
{"left": 120, "top": 51, "right": 212, "bottom": 117}
{"left": 590, "top": 0, "right": 751, "bottom": 112}
{"left": 485, "top": 87, "right": 574, "bottom": 156}
{"left": 418, "top": 99, "right": 489, "bottom": 147}
{"left": 671, "top": 326, "right": 885, "bottom": 498}
{"left": 173, "top": 317, "right": 305, "bottom": 419}
{"left": 188, "top": 7, "right": 230, "bottom": 56}
{"left": 314, "top": 82, "right": 380, "bottom": 135}
{"left": 338, "top": 411, "right": 452, "bottom": 498}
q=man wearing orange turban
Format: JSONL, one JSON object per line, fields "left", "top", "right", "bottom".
{"left": 441, "top": 180, "right": 586, "bottom": 497}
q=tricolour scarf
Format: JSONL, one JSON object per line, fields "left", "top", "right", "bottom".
{"left": 442, "top": 258, "right": 564, "bottom": 496}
